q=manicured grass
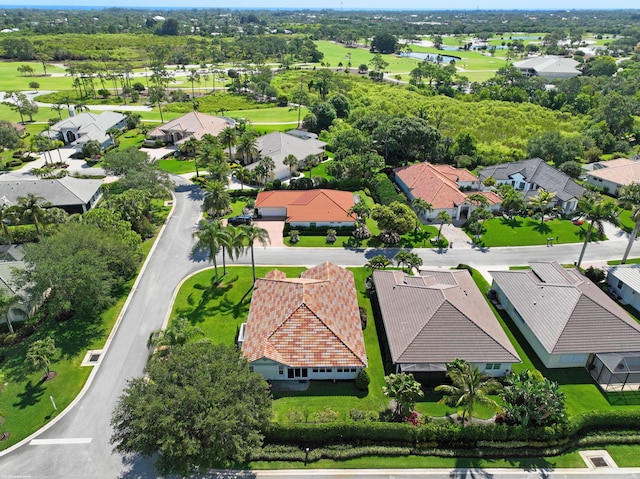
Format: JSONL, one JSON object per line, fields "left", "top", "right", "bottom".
{"left": 115, "top": 131, "right": 145, "bottom": 150}
{"left": 224, "top": 107, "right": 308, "bottom": 124}
{"left": 618, "top": 208, "right": 638, "bottom": 235}
{"left": 0, "top": 62, "right": 71, "bottom": 91}
{"left": 608, "top": 258, "right": 640, "bottom": 265}
{"left": 156, "top": 158, "right": 197, "bottom": 174}
{"left": 472, "top": 216, "right": 591, "bottom": 247}
{"left": 607, "top": 444, "right": 640, "bottom": 466}
{"left": 314, "top": 41, "right": 420, "bottom": 74}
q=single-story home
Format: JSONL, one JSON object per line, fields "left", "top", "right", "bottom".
{"left": 394, "top": 162, "right": 502, "bottom": 221}
{"left": 247, "top": 131, "right": 327, "bottom": 180}
{"left": 479, "top": 158, "right": 584, "bottom": 214}
{"left": 146, "top": 111, "right": 235, "bottom": 146}
{"left": 585, "top": 158, "right": 640, "bottom": 196}
{"left": 607, "top": 264, "right": 640, "bottom": 311}
{"left": 46, "top": 111, "right": 127, "bottom": 152}
{"left": 0, "top": 176, "right": 103, "bottom": 214}
{"left": 513, "top": 56, "right": 581, "bottom": 80}
{"left": 491, "top": 262, "right": 640, "bottom": 373}
{"left": 372, "top": 268, "right": 520, "bottom": 383}
{"left": 255, "top": 189, "right": 356, "bottom": 227}
{"left": 238, "top": 262, "right": 367, "bottom": 381}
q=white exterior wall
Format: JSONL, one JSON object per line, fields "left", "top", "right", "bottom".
{"left": 248, "top": 357, "right": 361, "bottom": 381}
{"left": 289, "top": 221, "right": 355, "bottom": 228}
{"left": 470, "top": 362, "right": 515, "bottom": 377}
{"left": 607, "top": 275, "right": 640, "bottom": 311}
{"left": 586, "top": 175, "right": 621, "bottom": 196}
{"left": 258, "top": 206, "right": 287, "bottom": 217}
{"left": 545, "top": 353, "right": 589, "bottom": 368}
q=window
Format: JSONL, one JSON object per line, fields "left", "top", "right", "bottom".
{"left": 485, "top": 363, "right": 501, "bottom": 370}
{"left": 249, "top": 366, "right": 254, "bottom": 372}
{"left": 617, "top": 280, "right": 623, "bottom": 290}
{"left": 278, "top": 366, "right": 284, "bottom": 376}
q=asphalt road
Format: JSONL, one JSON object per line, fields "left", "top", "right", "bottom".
{"left": 0, "top": 178, "right": 639, "bottom": 478}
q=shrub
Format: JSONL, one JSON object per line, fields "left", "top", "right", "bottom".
{"left": 584, "top": 266, "right": 606, "bottom": 284}
{"left": 359, "top": 306, "right": 368, "bottom": 330}
{"left": 352, "top": 224, "right": 371, "bottom": 239}
{"left": 370, "top": 173, "right": 406, "bottom": 205}
{"left": 315, "top": 407, "right": 340, "bottom": 423}
{"left": 379, "top": 230, "right": 400, "bottom": 245}
{"left": 6, "top": 159, "right": 23, "bottom": 168}
{"left": 355, "top": 368, "right": 370, "bottom": 391}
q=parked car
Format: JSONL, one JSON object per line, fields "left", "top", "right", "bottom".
{"left": 227, "top": 214, "right": 252, "bottom": 226}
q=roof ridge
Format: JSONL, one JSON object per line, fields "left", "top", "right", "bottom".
{"left": 398, "top": 291, "right": 444, "bottom": 359}
{"left": 551, "top": 293, "right": 598, "bottom": 350}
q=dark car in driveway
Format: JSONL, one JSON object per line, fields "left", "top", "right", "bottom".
{"left": 227, "top": 214, "right": 252, "bottom": 226}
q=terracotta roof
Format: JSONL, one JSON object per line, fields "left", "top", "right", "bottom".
{"left": 491, "top": 262, "right": 640, "bottom": 355}
{"left": 241, "top": 262, "right": 367, "bottom": 368}
{"left": 432, "top": 164, "right": 478, "bottom": 183}
{"left": 587, "top": 159, "right": 640, "bottom": 186}
{"left": 148, "top": 112, "right": 233, "bottom": 142}
{"left": 373, "top": 269, "right": 520, "bottom": 366}
{"left": 255, "top": 189, "right": 355, "bottom": 223}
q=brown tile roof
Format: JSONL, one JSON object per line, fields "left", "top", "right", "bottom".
{"left": 255, "top": 189, "right": 355, "bottom": 223}
{"left": 372, "top": 269, "right": 520, "bottom": 365}
{"left": 394, "top": 162, "right": 500, "bottom": 209}
{"left": 587, "top": 159, "right": 640, "bottom": 186}
{"left": 148, "top": 112, "right": 232, "bottom": 142}
{"left": 490, "top": 262, "right": 640, "bottom": 355}
{"left": 241, "top": 262, "right": 367, "bottom": 368}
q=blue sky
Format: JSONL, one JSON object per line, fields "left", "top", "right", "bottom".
{"left": 7, "top": 0, "right": 636, "bottom": 10}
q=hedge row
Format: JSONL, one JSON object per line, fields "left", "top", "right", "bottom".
{"left": 369, "top": 173, "right": 406, "bottom": 206}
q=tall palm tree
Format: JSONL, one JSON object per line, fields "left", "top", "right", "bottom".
{"left": 394, "top": 249, "right": 411, "bottom": 272}
{"left": 220, "top": 224, "right": 246, "bottom": 275}
{"left": 365, "top": 254, "right": 391, "bottom": 270}
{"left": 0, "top": 204, "right": 16, "bottom": 244}
{"left": 232, "top": 167, "right": 252, "bottom": 190}
{"left": 219, "top": 126, "right": 238, "bottom": 161}
{"left": 435, "top": 210, "right": 452, "bottom": 242}
{"left": 411, "top": 197, "right": 433, "bottom": 229}
{"left": 283, "top": 153, "right": 298, "bottom": 178}
{"left": 202, "top": 180, "right": 231, "bottom": 218}
{"left": 528, "top": 189, "right": 557, "bottom": 225}
{"left": 147, "top": 317, "right": 205, "bottom": 357}
{"left": 16, "top": 194, "right": 51, "bottom": 235}
{"left": 239, "top": 224, "right": 270, "bottom": 283}
{"left": 0, "top": 291, "right": 18, "bottom": 334}
{"left": 435, "top": 359, "right": 503, "bottom": 426}
{"left": 258, "top": 156, "right": 276, "bottom": 184}
{"left": 192, "top": 220, "right": 225, "bottom": 284}
{"left": 236, "top": 132, "right": 258, "bottom": 166}
{"left": 576, "top": 191, "right": 619, "bottom": 269}
{"left": 618, "top": 182, "right": 640, "bottom": 264}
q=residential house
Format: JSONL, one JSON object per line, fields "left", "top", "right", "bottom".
{"left": 372, "top": 269, "right": 520, "bottom": 383}
{"left": 513, "top": 56, "right": 581, "bottom": 80}
{"left": 0, "top": 176, "right": 102, "bottom": 214}
{"left": 146, "top": 111, "right": 235, "bottom": 146}
{"left": 490, "top": 262, "right": 640, "bottom": 371}
{"left": 607, "top": 264, "right": 640, "bottom": 311}
{"left": 238, "top": 262, "right": 367, "bottom": 381}
{"left": 247, "top": 131, "right": 327, "bottom": 180}
{"left": 255, "top": 189, "right": 356, "bottom": 227}
{"left": 46, "top": 111, "right": 126, "bottom": 152}
{"left": 394, "top": 162, "right": 502, "bottom": 221}
{"left": 479, "top": 158, "right": 584, "bottom": 214}
{"left": 585, "top": 158, "right": 640, "bottom": 196}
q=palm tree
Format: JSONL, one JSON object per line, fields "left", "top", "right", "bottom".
{"left": 258, "top": 156, "right": 276, "bottom": 184}
{"left": 232, "top": 167, "right": 252, "bottom": 190}
{"left": 0, "top": 204, "right": 16, "bottom": 244}
{"left": 202, "top": 181, "right": 231, "bottom": 218}
{"left": 219, "top": 224, "right": 245, "bottom": 276}
{"left": 394, "top": 249, "right": 411, "bottom": 272}
{"left": 435, "top": 210, "right": 452, "bottom": 242}
{"left": 219, "top": 126, "right": 237, "bottom": 161}
{"left": 283, "top": 153, "right": 298, "bottom": 178}
{"left": 365, "top": 254, "right": 390, "bottom": 270}
{"left": 26, "top": 337, "right": 57, "bottom": 381}
{"left": 50, "top": 103, "right": 64, "bottom": 119}
{"left": 0, "top": 291, "right": 18, "bottom": 334}
{"left": 435, "top": 359, "right": 503, "bottom": 426}
{"left": 528, "top": 189, "right": 557, "bottom": 225}
{"left": 576, "top": 191, "right": 619, "bottom": 269}
{"left": 239, "top": 224, "right": 270, "bottom": 283}
{"left": 618, "top": 182, "right": 640, "bottom": 264}
{"left": 192, "top": 220, "right": 225, "bottom": 284}
{"left": 186, "top": 68, "right": 201, "bottom": 99}
{"left": 236, "top": 132, "right": 258, "bottom": 165}
{"left": 411, "top": 197, "right": 433, "bottom": 229}
{"left": 147, "top": 317, "right": 205, "bottom": 357}
{"left": 16, "top": 194, "right": 51, "bottom": 235}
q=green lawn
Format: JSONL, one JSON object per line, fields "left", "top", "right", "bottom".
{"left": 156, "top": 158, "right": 197, "bottom": 175}
{"left": 472, "top": 216, "right": 593, "bottom": 247}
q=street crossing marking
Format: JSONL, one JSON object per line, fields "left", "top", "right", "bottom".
{"left": 29, "top": 438, "right": 92, "bottom": 445}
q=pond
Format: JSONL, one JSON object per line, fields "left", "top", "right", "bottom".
{"left": 400, "top": 52, "right": 461, "bottom": 63}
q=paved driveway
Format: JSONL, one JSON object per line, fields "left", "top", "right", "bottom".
{"left": 254, "top": 219, "right": 285, "bottom": 247}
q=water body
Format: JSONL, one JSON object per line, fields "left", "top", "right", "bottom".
{"left": 401, "top": 52, "right": 462, "bottom": 63}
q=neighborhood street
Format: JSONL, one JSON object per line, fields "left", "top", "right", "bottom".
{"left": 0, "top": 179, "right": 638, "bottom": 478}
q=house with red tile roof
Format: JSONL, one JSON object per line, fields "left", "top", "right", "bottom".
{"left": 238, "top": 262, "right": 367, "bottom": 381}
{"left": 394, "top": 162, "right": 501, "bottom": 221}
{"left": 146, "top": 111, "right": 235, "bottom": 146}
{"left": 255, "top": 189, "right": 356, "bottom": 227}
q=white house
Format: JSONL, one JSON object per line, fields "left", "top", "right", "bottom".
{"left": 607, "top": 265, "right": 640, "bottom": 311}
{"left": 46, "top": 111, "right": 127, "bottom": 152}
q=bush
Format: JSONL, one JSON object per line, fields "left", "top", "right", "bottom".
{"left": 10, "top": 226, "right": 40, "bottom": 244}
{"left": 584, "top": 266, "right": 606, "bottom": 284}
{"left": 370, "top": 173, "right": 406, "bottom": 205}
{"left": 6, "top": 159, "right": 23, "bottom": 168}
{"left": 355, "top": 368, "right": 370, "bottom": 391}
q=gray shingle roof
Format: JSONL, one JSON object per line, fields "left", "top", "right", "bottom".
{"left": 372, "top": 269, "right": 520, "bottom": 365}
{"left": 607, "top": 265, "right": 640, "bottom": 294}
{"left": 249, "top": 132, "right": 326, "bottom": 180}
{"left": 0, "top": 177, "right": 102, "bottom": 208}
{"left": 479, "top": 157, "right": 584, "bottom": 202}
{"left": 490, "top": 262, "right": 640, "bottom": 355}
{"left": 513, "top": 56, "right": 581, "bottom": 75}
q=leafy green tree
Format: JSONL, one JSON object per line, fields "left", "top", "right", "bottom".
{"left": 348, "top": 201, "right": 371, "bottom": 224}
{"left": 79, "top": 208, "right": 141, "bottom": 249}
{"left": 81, "top": 140, "right": 101, "bottom": 159}
{"left": 526, "top": 131, "right": 582, "bottom": 167}
{"left": 370, "top": 33, "right": 398, "bottom": 54}
{"left": 20, "top": 223, "right": 141, "bottom": 319}
{"left": 328, "top": 93, "right": 350, "bottom": 119}
{"left": 372, "top": 201, "right": 417, "bottom": 237}
{"left": 435, "top": 359, "right": 502, "bottom": 425}
{"left": 239, "top": 224, "right": 270, "bottom": 284}
{"left": 528, "top": 189, "right": 557, "bottom": 225}
{"left": 0, "top": 121, "right": 23, "bottom": 150}
{"left": 103, "top": 189, "right": 153, "bottom": 237}
{"left": 559, "top": 160, "right": 583, "bottom": 179}
{"left": 502, "top": 370, "right": 566, "bottom": 427}
{"left": 383, "top": 372, "right": 424, "bottom": 420}
{"left": 618, "top": 182, "right": 640, "bottom": 264}
{"left": 0, "top": 290, "right": 18, "bottom": 334}
{"left": 26, "top": 337, "right": 57, "bottom": 380}
{"left": 102, "top": 147, "right": 171, "bottom": 197}
{"left": 147, "top": 317, "right": 206, "bottom": 357}
{"left": 111, "top": 342, "right": 272, "bottom": 476}
{"left": 576, "top": 191, "right": 619, "bottom": 268}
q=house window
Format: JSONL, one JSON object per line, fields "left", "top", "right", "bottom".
{"left": 287, "top": 367, "right": 308, "bottom": 378}
{"left": 617, "top": 280, "right": 623, "bottom": 290}
{"left": 485, "top": 363, "right": 501, "bottom": 370}
{"left": 249, "top": 366, "right": 254, "bottom": 372}
{"left": 278, "top": 366, "right": 284, "bottom": 376}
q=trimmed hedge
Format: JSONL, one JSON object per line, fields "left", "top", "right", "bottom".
{"left": 369, "top": 173, "right": 406, "bottom": 206}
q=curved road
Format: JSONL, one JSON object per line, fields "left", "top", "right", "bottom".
{"left": 0, "top": 176, "right": 638, "bottom": 478}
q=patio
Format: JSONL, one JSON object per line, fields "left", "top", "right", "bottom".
{"left": 589, "top": 352, "right": 640, "bottom": 392}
